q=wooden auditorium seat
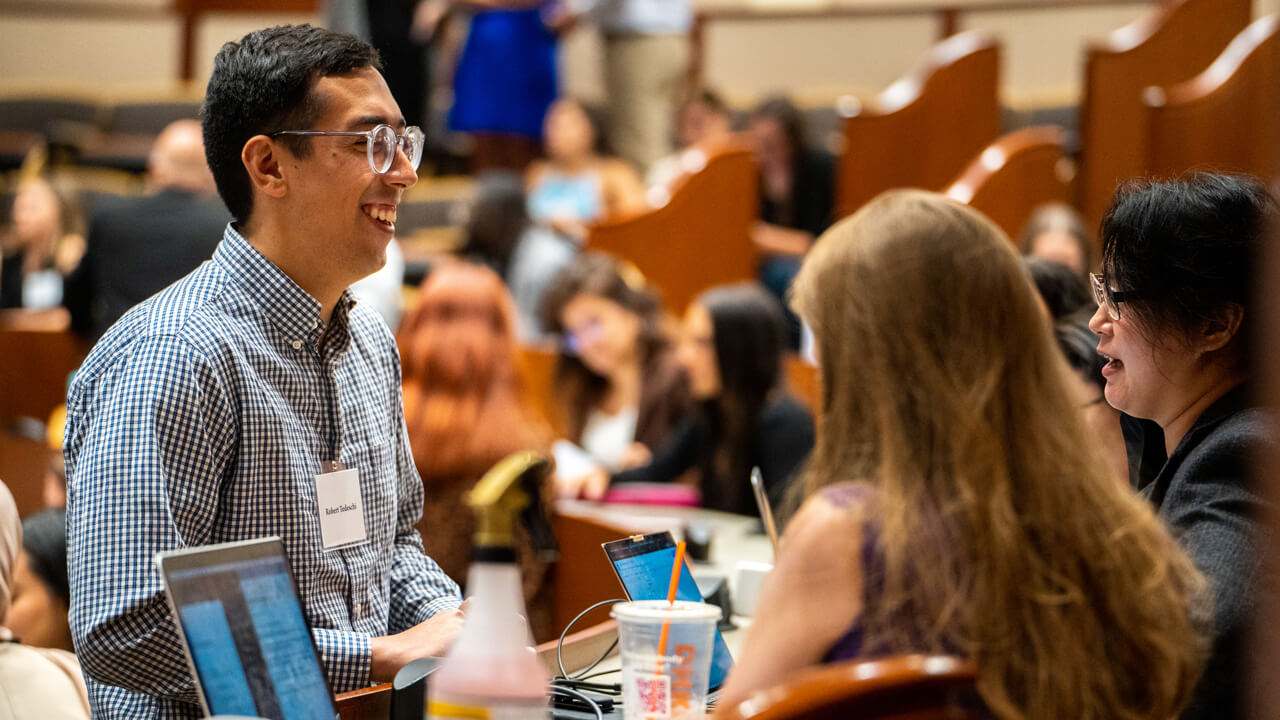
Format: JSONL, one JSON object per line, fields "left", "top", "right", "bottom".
{"left": 715, "top": 654, "right": 987, "bottom": 720}
{"left": 783, "top": 354, "right": 819, "bottom": 416}
{"left": 585, "top": 143, "right": 758, "bottom": 313}
{"left": 944, "top": 126, "right": 1072, "bottom": 240}
{"left": 834, "top": 31, "right": 1001, "bottom": 219}
{"left": 1078, "top": 0, "right": 1251, "bottom": 232}
{"left": 0, "top": 308, "right": 83, "bottom": 517}
{"left": 1143, "top": 14, "right": 1279, "bottom": 182}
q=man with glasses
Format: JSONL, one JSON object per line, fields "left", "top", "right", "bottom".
{"left": 63, "top": 25, "right": 461, "bottom": 719}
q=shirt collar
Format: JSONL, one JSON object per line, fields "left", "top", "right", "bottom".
{"left": 213, "top": 224, "right": 358, "bottom": 348}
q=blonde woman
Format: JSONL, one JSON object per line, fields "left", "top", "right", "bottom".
{"left": 717, "top": 190, "right": 1207, "bottom": 720}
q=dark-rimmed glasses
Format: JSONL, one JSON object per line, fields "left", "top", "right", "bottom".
{"left": 270, "top": 124, "right": 424, "bottom": 174}
{"left": 1089, "top": 272, "right": 1140, "bottom": 321}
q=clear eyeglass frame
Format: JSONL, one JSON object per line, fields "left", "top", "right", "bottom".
{"left": 270, "top": 124, "right": 424, "bottom": 174}
{"left": 1089, "top": 272, "right": 1140, "bottom": 321}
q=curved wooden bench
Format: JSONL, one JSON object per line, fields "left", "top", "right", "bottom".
{"left": 1143, "top": 14, "right": 1280, "bottom": 181}
{"left": 835, "top": 31, "right": 1001, "bottom": 219}
{"left": 715, "top": 654, "right": 987, "bottom": 720}
{"left": 1078, "top": 0, "right": 1251, "bottom": 231}
{"left": 945, "top": 126, "right": 1071, "bottom": 240}
{"left": 586, "top": 143, "right": 758, "bottom": 314}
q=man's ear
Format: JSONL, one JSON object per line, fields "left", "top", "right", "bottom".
{"left": 1198, "top": 303, "right": 1244, "bottom": 354}
{"left": 242, "top": 135, "right": 287, "bottom": 200}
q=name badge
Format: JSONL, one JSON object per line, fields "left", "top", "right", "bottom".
{"left": 316, "top": 464, "right": 369, "bottom": 551}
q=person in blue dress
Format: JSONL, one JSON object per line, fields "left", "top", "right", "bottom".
{"left": 449, "top": 0, "right": 559, "bottom": 171}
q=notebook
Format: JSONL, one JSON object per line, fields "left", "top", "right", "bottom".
{"left": 601, "top": 531, "right": 735, "bottom": 696}
{"left": 156, "top": 537, "right": 339, "bottom": 720}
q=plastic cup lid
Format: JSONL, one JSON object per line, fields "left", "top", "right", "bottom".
{"left": 610, "top": 599, "right": 722, "bottom": 622}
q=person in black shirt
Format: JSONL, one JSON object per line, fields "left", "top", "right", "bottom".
{"left": 747, "top": 97, "right": 835, "bottom": 348}
{"left": 566, "top": 283, "right": 814, "bottom": 514}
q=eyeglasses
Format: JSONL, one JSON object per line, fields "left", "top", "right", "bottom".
{"left": 1089, "top": 272, "right": 1140, "bottom": 321}
{"left": 270, "top": 124, "right": 424, "bottom": 174}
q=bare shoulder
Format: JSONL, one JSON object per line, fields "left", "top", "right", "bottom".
{"left": 774, "top": 489, "right": 866, "bottom": 588}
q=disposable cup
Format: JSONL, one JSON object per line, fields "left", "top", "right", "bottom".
{"left": 611, "top": 600, "right": 721, "bottom": 720}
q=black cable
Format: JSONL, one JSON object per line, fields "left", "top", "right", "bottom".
{"left": 573, "top": 667, "right": 622, "bottom": 682}
{"left": 556, "top": 597, "right": 627, "bottom": 680}
{"left": 549, "top": 685, "right": 605, "bottom": 720}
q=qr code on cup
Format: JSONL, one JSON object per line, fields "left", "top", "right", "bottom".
{"left": 632, "top": 673, "right": 671, "bottom": 718}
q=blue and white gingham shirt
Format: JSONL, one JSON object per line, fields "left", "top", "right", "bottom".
{"left": 64, "top": 225, "right": 462, "bottom": 719}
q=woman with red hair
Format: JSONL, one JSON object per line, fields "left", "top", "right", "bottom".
{"left": 397, "top": 261, "right": 553, "bottom": 637}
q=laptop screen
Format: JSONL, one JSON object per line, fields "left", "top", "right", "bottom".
{"left": 602, "top": 532, "right": 734, "bottom": 691}
{"left": 158, "top": 538, "right": 337, "bottom": 720}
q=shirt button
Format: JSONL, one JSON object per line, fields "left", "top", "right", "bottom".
{"left": 292, "top": 340, "right": 302, "bottom": 350}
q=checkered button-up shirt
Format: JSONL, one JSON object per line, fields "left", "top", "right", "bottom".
{"left": 64, "top": 225, "right": 462, "bottom": 719}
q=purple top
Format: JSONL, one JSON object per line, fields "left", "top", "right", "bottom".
{"left": 819, "top": 482, "right": 879, "bottom": 662}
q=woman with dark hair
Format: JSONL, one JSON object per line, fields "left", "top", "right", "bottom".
{"left": 718, "top": 189, "right": 1207, "bottom": 718}
{"left": 1053, "top": 314, "right": 1128, "bottom": 486}
{"left": 540, "top": 253, "right": 691, "bottom": 472}
{"left": 1087, "top": 172, "right": 1277, "bottom": 720}
{"left": 562, "top": 283, "right": 814, "bottom": 513}
{"left": 747, "top": 96, "right": 835, "bottom": 346}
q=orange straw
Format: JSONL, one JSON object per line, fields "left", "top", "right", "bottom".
{"left": 656, "top": 541, "right": 686, "bottom": 658}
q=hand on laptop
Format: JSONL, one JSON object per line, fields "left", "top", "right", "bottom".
{"left": 370, "top": 606, "right": 466, "bottom": 681}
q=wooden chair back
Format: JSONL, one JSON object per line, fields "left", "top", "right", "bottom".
{"left": 782, "top": 354, "right": 819, "bottom": 416}
{"left": 585, "top": 144, "right": 758, "bottom": 314}
{"left": 1078, "top": 0, "right": 1252, "bottom": 232}
{"left": 835, "top": 31, "right": 1001, "bottom": 219}
{"left": 1144, "top": 14, "right": 1280, "bottom": 181}
{"left": 945, "top": 126, "right": 1071, "bottom": 240}
{"left": 549, "top": 508, "right": 636, "bottom": 636}
{"left": 715, "top": 654, "right": 987, "bottom": 720}
{"left": 516, "top": 344, "right": 567, "bottom": 439}
{"left": 0, "top": 308, "right": 82, "bottom": 425}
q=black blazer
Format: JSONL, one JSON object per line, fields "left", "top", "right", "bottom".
{"left": 65, "top": 188, "right": 229, "bottom": 342}
{"left": 1132, "top": 385, "right": 1273, "bottom": 720}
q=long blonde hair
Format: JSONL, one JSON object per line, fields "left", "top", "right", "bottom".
{"left": 791, "top": 190, "right": 1207, "bottom": 720}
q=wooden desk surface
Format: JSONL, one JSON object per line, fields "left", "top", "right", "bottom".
{"left": 554, "top": 501, "right": 775, "bottom": 606}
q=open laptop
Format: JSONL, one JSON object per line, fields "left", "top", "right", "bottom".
{"left": 601, "top": 531, "right": 735, "bottom": 701}
{"left": 156, "top": 537, "right": 339, "bottom": 720}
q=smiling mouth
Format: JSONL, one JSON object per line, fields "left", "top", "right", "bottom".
{"left": 362, "top": 204, "right": 397, "bottom": 230}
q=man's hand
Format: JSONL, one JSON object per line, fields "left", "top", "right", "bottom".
{"left": 370, "top": 607, "right": 466, "bottom": 681}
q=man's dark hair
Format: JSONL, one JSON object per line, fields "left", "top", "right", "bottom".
{"left": 1101, "top": 172, "right": 1277, "bottom": 366}
{"left": 202, "top": 24, "right": 382, "bottom": 223}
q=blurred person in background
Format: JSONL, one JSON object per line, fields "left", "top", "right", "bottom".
{"left": 539, "top": 252, "right": 690, "bottom": 471}
{"left": 5, "top": 508, "right": 72, "bottom": 652}
{"left": 64, "top": 119, "right": 229, "bottom": 342}
{"left": 1054, "top": 315, "right": 1130, "bottom": 487}
{"left": 558, "top": 283, "right": 813, "bottom": 514}
{"left": 447, "top": 0, "right": 559, "bottom": 172}
{"left": 0, "top": 175, "right": 85, "bottom": 310}
{"left": 646, "top": 87, "right": 734, "bottom": 190}
{"left": 1018, "top": 202, "right": 1093, "bottom": 278}
{"left": 550, "top": 0, "right": 691, "bottom": 174}
{"left": 397, "top": 261, "right": 554, "bottom": 636}
{"left": 460, "top": 170, "right": 576, "bottom": 339}
{"left": 1024, "top": 256, "right": 1093, "bottom": 321}
{"left": 526, "top": 98, "right": 645, "bottom": 243}
{"left": 0, "top": 481, "right": 88, "bottom": 719}
{"left": 747, "top": 96, "right": 834, "bottom": 348}
{"left": 1089, "top": 173, "right": 1276, "bottom": 720}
